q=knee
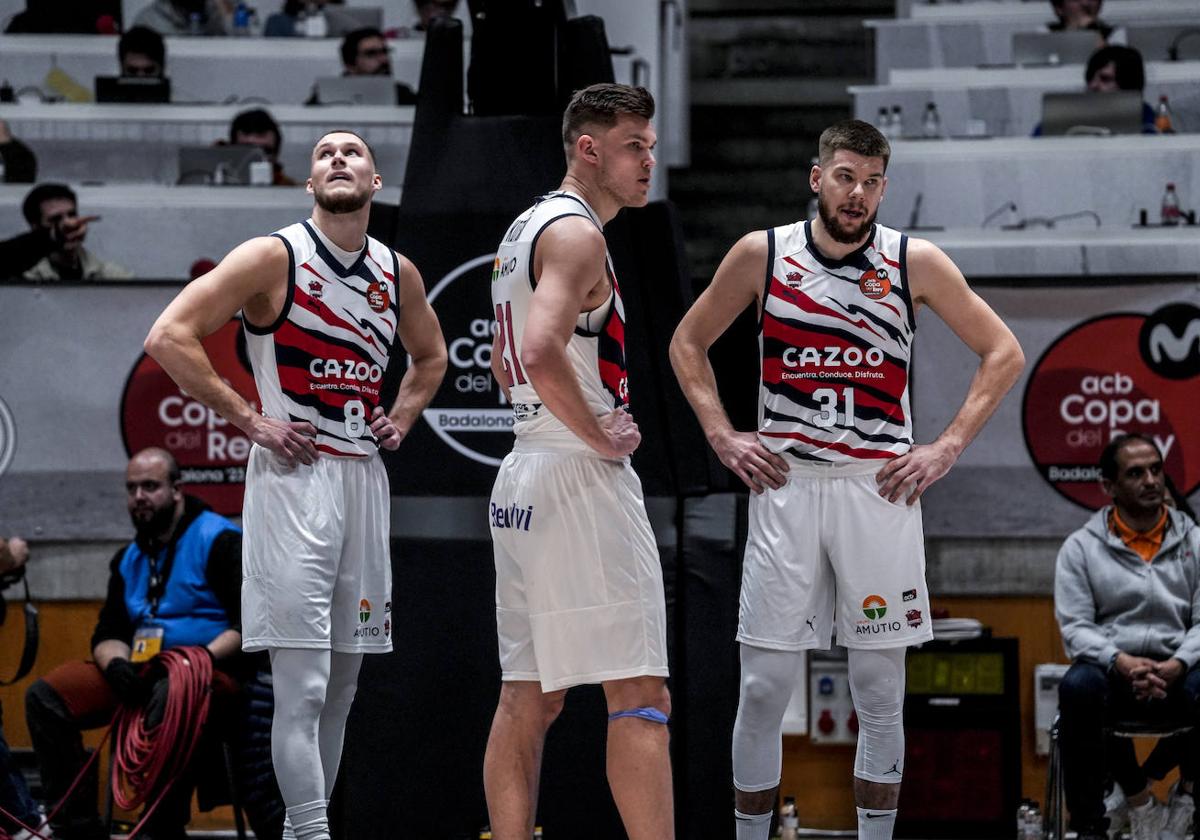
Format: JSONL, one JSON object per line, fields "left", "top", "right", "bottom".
{"left": 275, "top": 676, "right": 326, "bottom": 723}
{"left": 740, "top": 669, "right": 785, "bottom": 712}
{"left": 1058, "top": 662, "right": 1107, "bottom": 711}
{"left": 540, "top": 690, "right": 567, "bottom": 728}
{"left": 25, "top": 678, "right": 65, "bottom": 722}
{"left": 605, "top": 677, "right": 671, "bottom": 719}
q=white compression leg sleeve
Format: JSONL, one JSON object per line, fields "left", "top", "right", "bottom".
{"left": 271, "top": 648, "right": 333, "bottom": 840}
{"left": 731, "top": 644, "right": 807, "bottom": 794}
{"left": 319, "top": 651, "right": 363, "bottom": 799}
{"left": 847, "top": 647, "right": 906, "bottom": 784}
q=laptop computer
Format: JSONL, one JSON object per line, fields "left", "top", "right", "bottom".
{"left": 1040, "top": 91, "right": 1145, "bottom": 136}
{"left": 314, "top": 75, "right": 396, "bottom": 106}
{"left": 94, "top": 76, "right": 171, "bottom": 103}
{"left": 1012, "top": 31, "right": 1102, "bottom": 66}
{"left": 323, "top": 6, "right": 384, "bottom": 36}
{"left": 177, "top": 145, "right": 268, "bottom": 185}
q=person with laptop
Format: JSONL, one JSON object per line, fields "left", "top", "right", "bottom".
{"left": 1033, "top": 45, "right": 1156, "bottom": 136}
{"left": 1045, "top": 0, "right": 1126, "bottom": 46}
{"left": 228, "top": 109, "right": 297, "bottom": 185}
{"left": 307, "top": 27, "right": 417, "bottom": 105}
{"left": 119, "top": 26, "right": 166, "bottom": 79}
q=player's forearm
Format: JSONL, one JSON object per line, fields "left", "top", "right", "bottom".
{"left": 669, "top": 336, "right": 736, "bottom": 444}
{"left": 524, "top": 346, "right": 608, "bottom": 450}
{"left": 145, "top": 323, "right": 258, "bottom": 433}
{"left": 387, "top": 349, "right": 448, "bottom": 436}
{"left": 935, "top": 341, "right": 1024, "bottom": 457}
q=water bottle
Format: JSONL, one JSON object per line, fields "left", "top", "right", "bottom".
{"left": 1161, "top": 182, "right": 1182, "bottom": 226}
{"left": 921, "top": 101, "right": 942, "bottom": 138}
{"left": 877, "top": 106, "right": 891, "bottom": 136}
{"left": 187, "top": 11, "right": 203, "bottom": 36}
{"left": 1155, "top": 95, "right": 1175, "bottom": 134}
{"left": 780, "top": 796, "right": 798, "bottom": 840}
{"left": 232, "top": 2, "right": 251, "bottom": 36}
{"left": 1025, "top": 804, "right": 1044, "bottom": 839}
{"left": 304, "top": 1, "right": 327, "bottom": 37}
{"left": 890, "top": 105, "right": 904, "bottom": 140}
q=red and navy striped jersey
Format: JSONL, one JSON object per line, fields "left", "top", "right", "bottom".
{"left": 244, "top": 220, "right": 400, "bottom": 458}
{"left": 758, "top": 220, "right": 914, "bottom": 462}
{"left": 492, "top": 191, "right": 629, "bottom": 444}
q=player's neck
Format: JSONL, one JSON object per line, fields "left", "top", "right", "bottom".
{"left": 310, "top": 207, "right": 369, "bottom": 253}
{"left": 809, "top": 215, "right": 870, "bottom": 262}
{"left": 558, "top": 173, "right": 618, "bottom": 226}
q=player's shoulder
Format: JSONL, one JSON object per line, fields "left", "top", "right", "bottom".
{"left": 539, "top": 214, "right": 606, "bottom": 258}
{"left": 224, "top": 235, "right": 291, "bottom": 272}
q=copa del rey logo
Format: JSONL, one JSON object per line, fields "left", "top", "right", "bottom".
{"left": 121, "top": 320, "right": 258, "bottom": 516}
{"left": 1022, "top": 304, "right": 1200, "bottom": 509}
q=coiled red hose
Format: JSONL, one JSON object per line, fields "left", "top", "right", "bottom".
{"left": 111, "top": 646, "right": 213, "bottom": 837}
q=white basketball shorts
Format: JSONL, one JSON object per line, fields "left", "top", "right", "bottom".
{"left": 489, "top": 439, "right": 669, "bottom": 692}
{"left": 242, "top": 443, "right": 392, "bottom": 654}
{"left": 737, "top": 459, "right": 934, "bottom": 651}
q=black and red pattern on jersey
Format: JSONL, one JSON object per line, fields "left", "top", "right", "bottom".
{"left": 758, "top": 220, "right": 915, "bottom": 462}
{"left": 244, "top": 220, "right": 400, "bottom": 458}
{"left": 593, "top": 268, "right": 629, "bottom": 408}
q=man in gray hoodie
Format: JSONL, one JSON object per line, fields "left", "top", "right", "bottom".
{"left": 1055, "top": 433, "right": 1200, "bottom": 840}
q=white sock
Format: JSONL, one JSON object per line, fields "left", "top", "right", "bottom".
{"left": 287, "top": 799, "right": 331, "bottom": 840}
{"left": 858, "top": 806, "right": 897, "bottom": 839}
{"left": 734, "top": 808, "right": 773, "bottom": 840}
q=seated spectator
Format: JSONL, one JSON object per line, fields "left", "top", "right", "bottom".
{"left": 119, "top": 26, "right": 166, "bottom": 78}
{"left": 0, "top": 537, "right": 50, "bottom": 840}
{"left": 134, "top": 0, "right": 229, "bottom": 35}
{"left": 1046, "top": 0, "right": 1126, "bottom": 45}
{"left": 228, "top": 109, "right": 297, "bottom": 186}
{"left": 307, "top": 26, "right": 417, "bottom": 104}
{"left": 1033, "top": 45, "right": 1155, "bottom": 135}
{"left": 25, "top": 449, "right": 248, "bottom": 840}
{"left": 1086, "top": 45, "right": 1156, "bottom": 130}
{"left": 411, "top": 0, "right": 459, "bottom": 32}
{"left": 20, "top": 184, "right": 130, "bottom": 281}
{"left": 263, "top": 0, "right": 342, "bottom": 38}
{"left": 0, "top": 119, "right": 37, "bottom": 183}
{"left": 4, "top": 0, "right": 119, "bottom": 33}
{"left": 1054, "top": 434, "right": 1200, "bottom": 840}
{"left": 0, "top": 214, "right": 94, "bottom": 280}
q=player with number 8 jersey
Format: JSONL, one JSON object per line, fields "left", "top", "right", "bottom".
{"left": 145, "top": 130, "right": 447, "bottom": 840}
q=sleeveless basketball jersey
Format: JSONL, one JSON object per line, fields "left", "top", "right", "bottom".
{"left": 244, "top": 220, "right": 400, "bottom": 458}
{"left": 758, "top": 220, "right": 915, "bottom": 462}
{"left": 492, "top": 191, "right": 629, "bottom": 443}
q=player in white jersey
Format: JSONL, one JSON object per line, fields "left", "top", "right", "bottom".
{"left": 484, "top": 84, "right": 674, "bottom": 840}
{"left": 145, "top": 131, "right": 447, "bottom": 840}
{"left": 670, "top": 120, "right": 1025, "bottom": 839}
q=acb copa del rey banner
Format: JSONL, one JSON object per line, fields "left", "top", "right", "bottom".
{"left": 1022, "top": 303, "right": 1200, "bottom": 510}
{"left": 913, "top": 279, "right": 1200, "bottom": 537}
{"left": 121, "top": 320, "right": 259, "bottom": 516}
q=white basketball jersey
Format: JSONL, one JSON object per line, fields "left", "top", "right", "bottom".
{"left": 491, "top": 191, "right": 630, "bottom": 444}
{"left": 758, "top": 220, "right": 915, "bottom": 462}
{"left": 244, "top": 220, "right": 400, "bottom": 458}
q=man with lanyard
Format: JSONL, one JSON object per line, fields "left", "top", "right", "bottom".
{"left": 25, "top": 447, "right": 244, "bottom": 840}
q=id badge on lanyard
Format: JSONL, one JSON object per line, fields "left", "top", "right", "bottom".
{"left": 132, "top": 624, "right": 164, "bottom": 663}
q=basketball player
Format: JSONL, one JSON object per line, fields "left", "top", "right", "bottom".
{"left": 145, "top": 131, "right": 447, "bottom": 840}
{"left": 484, "top": 83, "right": 673, "bottom": 839}
{"left": 669, "top": 120, "right": 1024, "bottom": 839}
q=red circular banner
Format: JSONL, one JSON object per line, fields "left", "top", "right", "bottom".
{"left": 120, "top": 320, "right": 260, "bottom": 516}
{"left": 1022, "top": 308, "right": 1200, "bottom": 510}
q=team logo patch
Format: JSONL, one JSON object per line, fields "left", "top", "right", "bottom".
{"left": 359, "top": 599, "right": 371, "bottom": 623}
{"left": 859, "top": 268, "right": 891, "bottom": 300}
{"left": 307, "top": 280, "right": 323, "bottom": 300}
{"left": 862, "top": 595, "right": 887, "bottom": 620}
{"left": 785, "top": 271, "right": 804, "bottom": 289}
{"left": 902, "top": 588, "right": 917, "bottom": 602}
{"left": 367, "top": 281, "right": 390, "bottom": 314}
{"left": 906, "top": 609, "right": 923, "bottom": 628}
